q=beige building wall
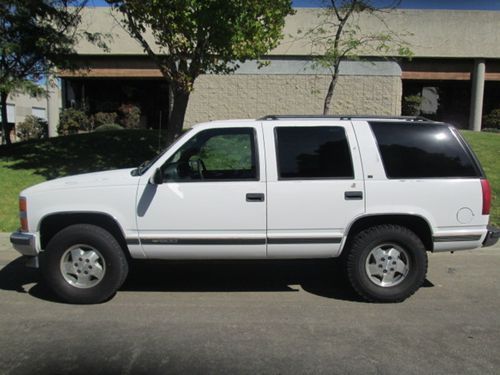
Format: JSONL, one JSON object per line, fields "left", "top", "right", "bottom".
{"left": 1, "top": 92, "right": 46, "bottom": 143}
{"left": 76, "top": 8, "right": 500, "bottom": 59}
{"left": 4, "top": 84, "right": 61, "bottom": 140}
{"left": 185, "top": 74, "right": 402, "bottom": 127}
{"left": 6, "top": 92, "right": 47, "bottom": 125}
{"left": 279, "top": 9, "right": 500, "bottom": 58}
{"left": 61, "top": 7, "right": 498, "bottom": 132}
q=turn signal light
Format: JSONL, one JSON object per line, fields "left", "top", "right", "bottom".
{"left": 19, "top": 197, "right": 28, "bottom": 232}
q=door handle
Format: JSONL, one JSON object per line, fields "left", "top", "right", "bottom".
{"left": 345, "top": 191, "right": 363, "bottom": 200}
{"left": 246, "top": 193, "right": 265, "bottom": 202}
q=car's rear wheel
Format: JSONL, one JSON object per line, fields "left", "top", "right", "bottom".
{"left": 41, "top": 224, "right": 128, "bottom": 304}
{"left": 346, "top": 224, "right": 427, "bottom": 302}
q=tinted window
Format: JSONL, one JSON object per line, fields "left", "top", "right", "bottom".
{"left": 370, "top": 122, "right": 479, "bottom": 178}
{"left": 162, "top": 128, "right": 257, "bottom": 181}
{"left": 276, "top": 127, "right": 354, "bottom": 179}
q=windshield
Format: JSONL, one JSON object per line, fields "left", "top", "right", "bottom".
{"left": 131, "top": 129, "right": 193, "bottom": 176}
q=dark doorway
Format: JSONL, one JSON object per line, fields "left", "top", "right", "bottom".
{"left": 62, "top": 78, "right": 169, "bottom": 130}
{"left": 403, "top": 80, "right": 471, "bottom": 129}
{"left": 403, "top": 79, "right": 500, "bottom": 129}
{"left": 483, "top": 81, "right": 500, "bottom": 122}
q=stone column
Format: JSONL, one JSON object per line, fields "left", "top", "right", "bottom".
{"left": 469, "top": 59, "right": 485, "bottom": 131}
{"left": 46, "top": 76, "right": 61, "bottom": 137}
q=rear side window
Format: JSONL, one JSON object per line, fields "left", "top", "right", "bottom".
{"left": 275, "top": 126, "right": 354, "bottom": 179}
{"left": 370, "top": 122, "right": 480, "bottom": 178}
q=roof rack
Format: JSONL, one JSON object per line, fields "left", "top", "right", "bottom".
{"left": 258, "top": 115, "right": 431, "bottom": 122}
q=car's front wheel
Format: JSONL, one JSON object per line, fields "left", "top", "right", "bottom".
{"left": 41, "top": 224, "right": 129, "bottom": 304}
{"left": 346, "top": 224, "right": 428, "bottom": 302}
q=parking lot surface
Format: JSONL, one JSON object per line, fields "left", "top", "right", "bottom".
{"left": 0, "top": 233, "right": 499, "bottom": 374}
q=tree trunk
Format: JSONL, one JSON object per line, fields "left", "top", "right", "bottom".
{"left": 1, "top": 91, "right": 11, "bottom": 145}
{"left": 166, "top": 89, "right": 190, "bottom": 146}
{"left": 323, "top": 72, "right": 339, "bottom": 115}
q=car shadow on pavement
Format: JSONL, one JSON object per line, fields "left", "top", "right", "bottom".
{"left": 122, "top": 259, "right": 378, "bottom": 302}
{"left": 0, "top": 257, "right": 39, "bottom": 293}
{"left": 0, "top": 257, "right": 61, "bottom": 302}
{"left": 0, "top": 257, "right": 434, "bottom": 303}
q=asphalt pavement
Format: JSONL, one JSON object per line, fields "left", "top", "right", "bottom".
{"left": 0, "top": 232, "right": 499, "bottom": 374}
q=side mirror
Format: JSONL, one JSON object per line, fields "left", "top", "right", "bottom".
{"left": 149, "top": 168, "right": 164, "bottom": 185}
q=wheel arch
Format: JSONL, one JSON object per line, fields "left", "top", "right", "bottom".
{"left": 342, "top": 214, "right": 434, "bottom": 254}
{"left": 38, "top": 212, "right": 130, "bottom": 258}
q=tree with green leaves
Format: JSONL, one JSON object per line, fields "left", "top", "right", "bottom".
{"left": 108, "top": 0, "right": 294, "bottom": 144}
{"left": 302, "top": 0, "right": 412, "bottom": 115}
{"left": 0, "top": 0, "right": 105, "bottom": 144}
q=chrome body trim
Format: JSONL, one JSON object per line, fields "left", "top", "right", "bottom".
{"left": 433, "top": 235, "right": 482, "bottom": 242}
{"left": 126, "top": 237, "right": 342, "bottom": 246}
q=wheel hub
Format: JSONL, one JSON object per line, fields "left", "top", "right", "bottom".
{"left": 60, "top": 245, "right": 106, "bottom": 288}
{"left": 365, "top": 243, "right": 410, "bottom": 287}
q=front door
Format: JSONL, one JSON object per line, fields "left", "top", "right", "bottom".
{"left": 136, "top": 125, "right": 267, "bottom": 259}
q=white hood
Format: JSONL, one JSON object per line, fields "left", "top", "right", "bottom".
{"left": 22, "top": 168, "right": 139, "bottom": 195}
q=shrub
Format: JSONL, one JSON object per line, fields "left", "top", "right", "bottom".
{"left": 483, "top": 109, "right": 500, "bottom": 129}
{"left": 402, "top": 95, "right": 422, "bottom": 116}
{"left": 57, "top": 108, "right": 90, "bottom": 135}
{"left": 482, "top": 127, "right": 500, "bottom": 133}
{"left": 92, "top": 112, "right": 118, "bottom": 129}
{"left": 94, "top": 123, "right": 124, "bottom": 132}
{"left": 117, "top": 104, "right": 141, "bottom": 129}
{"left": 16, "top": 115, "right": 47, "bottom": 141}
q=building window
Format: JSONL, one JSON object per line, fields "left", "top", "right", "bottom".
{"left": 32, "top": 107, "right": 47, "bottom": 121}
{"left": 0, "top": 104, "right": 15, "bottom": 123}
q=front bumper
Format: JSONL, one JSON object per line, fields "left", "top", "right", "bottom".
{"left": 483, "top": 226, "right": 500, "bottom": 248}
{"left": 10, "top": 232, "right": 38, "bottom": 256}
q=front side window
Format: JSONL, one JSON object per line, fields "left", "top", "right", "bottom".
{"left": 162, "top": 128, "right": 257, "bottom": 182}
{"left": 275, "top": 126, "right": 354, "bottom": 179}
{"left": 370, "top": 122, "right": 480, "bottom": 179}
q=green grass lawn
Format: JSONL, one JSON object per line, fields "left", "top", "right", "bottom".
{"left": 462, "top": 131, "right": 500, "bottom": 227}
{"left": 0, "top": 129, "right": 498, "bottom": 232}
{"left": 0, "top": 130, "right": 161, "bottom": 232}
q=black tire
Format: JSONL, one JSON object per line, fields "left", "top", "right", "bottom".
{"left": 40, "top": 224, "right": 129, "bottom": 304}
{"left": 346, "top": 224, "right": 427, "bottom": 302}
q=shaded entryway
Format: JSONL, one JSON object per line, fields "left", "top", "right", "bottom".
{"left": 62, "top": 78, "right": 170, "bottom": 130}
{"left": 401, "top": 58, "right": 500, "bottom": 129}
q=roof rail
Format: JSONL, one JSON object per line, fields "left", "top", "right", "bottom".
{"left": 258, "top": 115, "right": 431, "bottom": 122}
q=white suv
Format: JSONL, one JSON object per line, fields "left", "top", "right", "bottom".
{"left": 10, "top": 115, "right": 499, "bottom": 304}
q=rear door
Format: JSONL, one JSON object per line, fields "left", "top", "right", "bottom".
{"left": 263, "top": 121, "right": 365, "bottom": 258}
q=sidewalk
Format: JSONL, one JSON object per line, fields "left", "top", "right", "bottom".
{"left": 0, "top": 233, "right": 12, "bottom": 252}
{"left": 0, "top": 233, "right": 18, "bottom": 266}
